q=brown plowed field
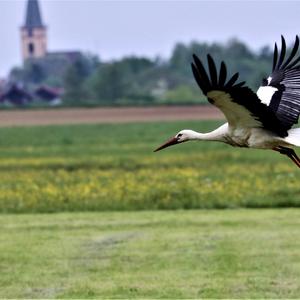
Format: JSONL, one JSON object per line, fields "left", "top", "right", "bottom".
{"left": 0, "top": 106, "right": 223, "bottom": 127}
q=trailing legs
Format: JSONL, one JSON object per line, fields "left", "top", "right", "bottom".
{"left": 274, "top": 146, "right": 300, "bottom": 168}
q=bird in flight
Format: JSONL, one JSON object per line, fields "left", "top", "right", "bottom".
{"left": 155, "top": 36, "right": 300, "bottom": 168}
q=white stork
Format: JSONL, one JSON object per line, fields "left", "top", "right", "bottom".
{"left": 155, "top": 36, "right": 300, "bottom": 168}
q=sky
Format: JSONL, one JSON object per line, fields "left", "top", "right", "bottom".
{"left": 1, "top": 0, "right": 300, "bottom": 77}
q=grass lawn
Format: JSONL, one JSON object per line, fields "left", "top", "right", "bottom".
{"left": 1, "top": 209, "right": 300, "bottom": 298}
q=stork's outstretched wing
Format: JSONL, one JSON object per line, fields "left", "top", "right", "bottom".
{"left": 191, "top": 54, "right": 288, "bottom": 137}
{"left": 257, "top": 35, "right": 300, "bottom": 130}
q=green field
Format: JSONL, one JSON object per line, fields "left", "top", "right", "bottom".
{"left": 1, "top": 120, "right": 300, "bottom": 298}
{"left": 0, "top": 120, "right": 299, "bottom": 213}
{"left": 1, "top": 209, "right": 300, "bottom": 298}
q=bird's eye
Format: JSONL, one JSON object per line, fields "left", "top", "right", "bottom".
{"left": 177, "top": 133, "right": 183, "bottom": 138}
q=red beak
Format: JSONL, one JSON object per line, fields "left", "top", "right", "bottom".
{"left": 154, "top": 137, "right": 179, "bottom": 152}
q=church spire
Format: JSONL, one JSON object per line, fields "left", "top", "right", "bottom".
{"left": 24, "top": 0, "right": 44, "bottom": 30}
{"left": 21, "top": 0, "right": 47, "bottom": 61}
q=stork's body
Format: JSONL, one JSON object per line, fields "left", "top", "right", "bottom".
{"left": 155, "top": 36, "right": 300, "bottom": 168}
{"left": 216, "top": 124, "right": 277, "bottom": 149}
{"left": 178, "top": 123, "right": 294, "bottom": 149}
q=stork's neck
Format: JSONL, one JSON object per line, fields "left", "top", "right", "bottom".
{"left": 189, "top": 123, "right": 228, "bottom": 142}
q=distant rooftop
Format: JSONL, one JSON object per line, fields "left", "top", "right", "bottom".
{"left": 23, "top": 0, "right": 45, "bottom": 29}
{"left": 46, "top": 51, "right": 83, "bottom": 62}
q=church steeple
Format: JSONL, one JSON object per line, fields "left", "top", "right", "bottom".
{"left": 21, "top": 0, "right": 47, "bottom": 61}
{"left": 24, "top": 0, "right": 44, "bottom": 30}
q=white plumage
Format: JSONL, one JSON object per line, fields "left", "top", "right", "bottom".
{"left": 155, "top": 36, "right": 300, "bottom": 168}
{"left": 257, "top": 86, "right": 278, "bottom": 105}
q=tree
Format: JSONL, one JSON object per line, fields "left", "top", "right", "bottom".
{"left": 160, "top": 85, "right": 204, "bottom": 104}
{"left": 63, "top": 58, "right": 90, "bottom": 104}
{"left": 7, "top": 37, "right": 282, "bottom": 107}
{"left": 90, "top": 57, "right": 155, "bottom": 103}
{"left": 170, "top": 43, "right": 188, "bottom": 68}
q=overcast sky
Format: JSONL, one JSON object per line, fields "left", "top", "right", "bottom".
{"left": 1, "top": 0, "right": 300, "bottom": 77}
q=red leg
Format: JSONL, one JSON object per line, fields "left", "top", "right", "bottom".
{"left": 273, "top": 146, "right": 300, "bottom": 168}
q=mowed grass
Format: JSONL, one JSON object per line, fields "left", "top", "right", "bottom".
{"left": 1, "top": 209, "right": 300, "bottom": 298}
{"left": 0, "top": 120, "right": 299, "bottom": 212}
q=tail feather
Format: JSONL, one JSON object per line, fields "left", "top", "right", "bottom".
{"left": 284, "top": 128, "right": 300, "bottom": 146}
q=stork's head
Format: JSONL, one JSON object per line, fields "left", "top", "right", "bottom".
{"left": 154, "top": 129, "right": 195, "bottom": 152}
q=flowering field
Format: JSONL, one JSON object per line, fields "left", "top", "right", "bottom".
{"left": 0, "top": 120, "right": 299, "bottom": 213}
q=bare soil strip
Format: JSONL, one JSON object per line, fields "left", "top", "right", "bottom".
{"left": 0, "top": 106, "right": 223, "bottom": 127}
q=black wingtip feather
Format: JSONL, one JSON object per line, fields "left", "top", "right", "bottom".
{"left": 191, "top": 63, "right": 206, "bottom": 93}
{"left": 192, "top": 54, "right": 211, "bottom": 93}
{"left": 285, "top": 36, "right": 300, "bottom": 69}
{"left": 272, "top": 43, "right": 278, "bottom": 72}
{"left": 272, "top": 35, "right": 300, "bottom": 71}
{"left": 275, "top": 35, "right": 286, "bottom": 70}
{"left": 225, "top": 72, "right": 239, "bottom": 88}
{"left": 192, "top": 54, "right": 244, "bottom": 95}
{"left": 218, "top": 61, "right": 227, "bottom": 86}
{"left": 281, "top": 35, "right": 299, "bottom": 69}
{"left": 234, "top": 81, "right": 246, "bottom": 88}
{"left": 207, "top": 54, "right": 218, "bottom": 86}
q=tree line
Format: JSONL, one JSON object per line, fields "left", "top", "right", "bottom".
{"left": 9, "top": 38, "right": 275, "bottom": 106}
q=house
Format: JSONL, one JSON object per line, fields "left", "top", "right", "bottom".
{"left": 0, "top": 83, "right": 32, "bottom": 105}
{"left": 35, "top": 85, "right": 63, "bottom": 106}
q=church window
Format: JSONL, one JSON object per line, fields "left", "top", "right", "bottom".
{"left": 28, "top": 43, "right": 34, "bottom": 55}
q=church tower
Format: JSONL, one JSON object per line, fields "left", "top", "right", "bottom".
{"left": 21, "top": 0, "right": 47, "bottom": 61}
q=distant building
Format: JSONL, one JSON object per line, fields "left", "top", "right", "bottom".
{"left": 0, "top": 83, "right": 63, "bottom": 106}
{"left": 35, "top": 85, "right": 63, "bottom": 106}
{"left": 21, "top": 0, "right": 47, "bottom": 61}
{"left": 20, "top": 0, "right": 82, "bottom": 64}
{"left": 0, "top": 83, "right": 32, "bottom": 105}
{"left": 1, "top": 0, "right": 87, "bottom": 106}
{"left": 0, "top": 79, "right": 6, "bottom": 93}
